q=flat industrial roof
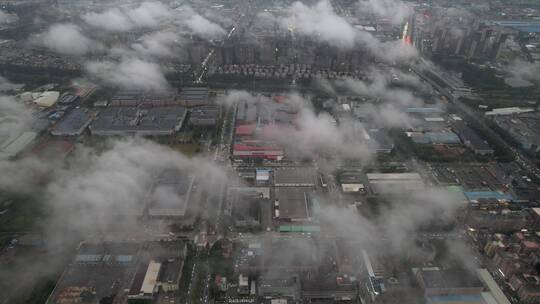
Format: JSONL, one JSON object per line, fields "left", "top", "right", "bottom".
{"left": 274, "top": 167, "right": 316, "bottom": 186}
{"left": 275, "top": 187, "right": 310, "bottom": 220}
{"left": 141, "top": 261, "right": 161, "bottom": 294}
{"left": 367, "top": 173, "right": 422, "bottom": 180}
{"left": 0, "top": 131, "right": 37, "bottom": 160}
{"left": 52, "top": 109, "right": 93, "bottom": 136}
{"left": 147, "top": 170, "right": 193, "bottom": 217}
{"left": 91, "top": 106, "right": 187, "bottom": 135}
{"left": 476, "top": 269, "right": 511, "bottom": 304}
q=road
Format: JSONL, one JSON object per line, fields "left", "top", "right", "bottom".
{"left": 194, "top": 0, "right": 254, "bottom": 84}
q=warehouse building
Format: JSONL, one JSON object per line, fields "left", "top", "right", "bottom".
{"left": 51, "top": 108, "right": 93, "bottom": 136}
{"left": 258, "top": 273, "right": 301, "bottom": 300}
{"left": 90, "top": 106, "right": 187, "bottom": 136}
{"left": 264, "top": 237, "right": 320, "bottom": 272}
{"left": 493, "top": 112, "right": 540, "bottom": 152}
{"left": 34, "top": 91, "right": 60, "bottom": 107}
{"left": 452, "top": 122, "right": 494, "bottom": 155}
{"left": 414, "top": 267, "right": 485, "bottom": 304}
{"left": 146, "top": 169, "right": 194, "bottom": 218}
{"left": 367, "top": 173, "right": 424, "bottom": 194}
{"left": 339, "top": 170, "right": 366, "bottom": 193}
{"left": 476, "top": 269, "right": 511, "bottom": 304}
{"left": 226, "top": 188, "right": 262, "bottom": 230}
{"left": 233, "top": 141, "right": 284, "bottom": 161}
{"left": 109, "top": 90, "right": 143, "bottom": 106}
{"left": 236, "top": 100, "right": 258, "bottom": 123}
{"left": 408, "top": 131, "right": 461, "bottom": 145}
{"left": 58, "top": 94, "right": 80, "bottom": 104}
{"left": 47, "top": 240, "right": 187, "bottom": 304}
{"left": 190, "top": 105, "right": 220, "bottom": 126}
{"left": 178, "top": 87, "right": 210, "bottom": 107}
{"left": 273, "top": 167, "right": 317, "bottom": 187}
{"left": 274, "top": 187, "right": 312, "bottom": 222}
{"left": 128, "top": 241, "right": 187, "bottom": 301}
{"left": 405, "top": 107, "right": 445, "bottom": 116}
{"left": 367, "top": 129, "right": 394, "bottom": 154}
{"left": 46, "top": 242, "right": 140, "bottom": 304}
{"left": 0, "top": 131, "right": 37, "bottom": 160}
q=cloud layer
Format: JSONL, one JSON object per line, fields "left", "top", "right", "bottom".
{"left": 37, "top": 24, "right": 99, "bottom": 56}
{"left": 85, "top": 57, "right": 170, "bottom": 91}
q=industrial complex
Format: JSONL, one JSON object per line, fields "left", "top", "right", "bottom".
{"left": 2, "top": 0, "right": 540, "bottom": 304}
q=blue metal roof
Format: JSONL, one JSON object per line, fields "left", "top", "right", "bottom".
{"left": 411, "top": 132, "right": 461, "bottom": 144}
{"left": 494, "top": 21, "right": 540, "bottom": 33}
{"left": 75, "top": 254, "right": 102, "bottom": 262}
{"left": 426, "top": 132, "right": 461, "bottom": 144}
{"left": 115, "top": 255, "right": 134, "bottom": 263}
{"left": 464, "top": 191, "right": 514, "bottom": 202}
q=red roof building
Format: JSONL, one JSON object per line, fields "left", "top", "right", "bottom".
{"left": 235, "top": 124, "right": 257, "bottom": 136}
{"left": 233, "top": 142, "right": 284, "bottom": 161}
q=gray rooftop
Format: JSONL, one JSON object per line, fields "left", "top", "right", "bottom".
{"left": 147, "top": 169, "right": 194, "bottom": 217}
{"left": 90, "top": 106, "right": 187, "bottom": 136}
{"left": 51, "top": 108, "right": 93, "bottom": 136}
{"left": 274, "top": 167, "right": 316, "bottom": 187}
{"left": 274, "top": 187, "right": 311, "bottom": 220}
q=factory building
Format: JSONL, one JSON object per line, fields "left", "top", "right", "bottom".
{"left": 273, "top": 167, "right": 316, "bottom": 187}
{"left": 178, "top": 87, "right": 210, "bottom": 107}
{"left": 361, "top": 250, "right": 386, "bottom": 302}
{"left": 109, "top": 91, "right": 182, "bottom": 107}
{"left": 258, "top": 273, "right": 301, "bottom": 300}
{"left": 493, "top": 112, "right": 540, "bottom": 152}
{"left": 46, "top": 242, "right": 140, "bottom": 304}
{"left": 233, "top": 142, "right": 284, "bottom": 161}
{"left": 110, "top": 90, "right": 143, "bottom": 106}
{"left": 51, "top": 108, "right": 93, "bottom": 136}
{"left": 452, "top": 122, "right": 494, "bottom": 155}
{"left": 90, "top": 106, "right": 187, "bottom": 136}
{"left": 408, "top": 131, "right": 461, "bottom": 145}
{"left": 476, "top": 269, "right": 511, "bottom": 304}
{"left": 255, "top": 168, "right": 271, "bottom": 186}
{"left": 190, "top": 105, "right": 220, "bottom": 127}
{"left": 339, "top": 170, "right": 365, "bottom": 193}
{"left": 58, "top": 94, "right": 80, "bottom": 105}
{"left": 128, "top": 241, "right": 187, "bottom": 301}
{"left": 485, "top": 107, "right": 534, "bottom": 116}
{"left": 414, "top": 267, "right": 485, "bottom": 304}
{"left": 33, "top": 91, "right": 60, "bottom": 107}
{"left": 465, "top": 208, "right": 529, "bottom": 233}
{"left": 46, "top": 241, "right": 187, "bottom": 304}
{"left": 273, "top": 187, "right": 312, "bottom": 222}
{"left": 366, "top": 173, "right": 424, "bottom": 194}
{"left": 0, "top": 131, "right": 37, "bottom": 160}
{"left": 146, "top": 169, "right": 194, "bottom": 219}
{"left": 232, "top": 97, "right": 298, "bottom": 162}
{"left": 367, "top": 129, "right": 394, "bottom": 154}
{"left": 226, "top": 188, "right": 262, "bottom": 230}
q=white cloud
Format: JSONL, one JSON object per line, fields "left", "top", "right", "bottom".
{"left": 82, "top": 1, "right": 173, "bottom": 32}
{"left": 184, "top": 14, "right": 226, "bottom": 39}
{"left": 281, "top": 0, "right": 357, "bottom": 49}
{"left": 176, "top": 5, "right": 226, "bottom": 39}
{"left": 82, "top": 8, "right": 134, "bottom": 32}
{"left": 505, "top": 59, "right": 540, "bottom": 86}
{"left": 131, "top": 31, "right": 179, "bottom": 58}
{"left": 126, "top": 1, "right": 173, "bottom": 28}
{"left": 85, "top": 57, "right": 169, "bottom": 91}
{"left": 37, "top": 23, "right": 98, "bottom": 56}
